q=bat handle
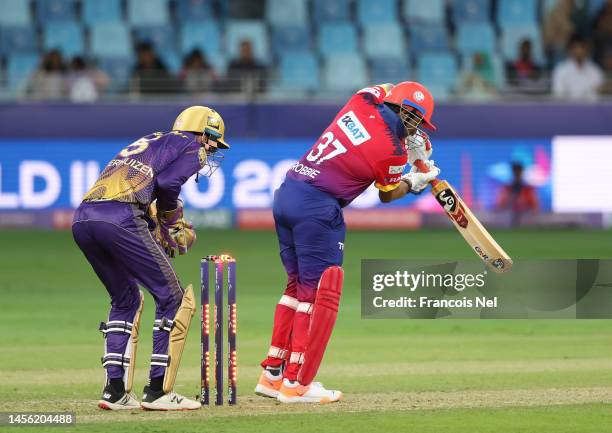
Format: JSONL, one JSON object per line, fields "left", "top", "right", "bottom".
{"left": 413, "top": 159, "right": 440, "bottom": 187}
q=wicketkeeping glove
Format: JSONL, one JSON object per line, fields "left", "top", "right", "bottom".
{"left": 148, "top": 200, "right": 196, "bottom": 258}
{"left": 401, "top": 160, "right": 440, "bottom": 194}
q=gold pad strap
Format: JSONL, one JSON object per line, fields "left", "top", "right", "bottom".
{"left": 163, "top": 285, "right": 196, "bottom": 393}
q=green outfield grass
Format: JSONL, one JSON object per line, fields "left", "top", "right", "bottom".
{"left": 1, "top": 228, "right": 612, "bottom": 432}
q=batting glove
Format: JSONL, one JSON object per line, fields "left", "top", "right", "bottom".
{"left": 405, "top": 130, "right": 432, "bottom": 165}
{"left": 402, "top": 160, "right": 440, "bottom": 193}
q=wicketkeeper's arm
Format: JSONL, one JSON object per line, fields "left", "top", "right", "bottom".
{"left": 155, "top": 149, "right": 201, "bottom": 212}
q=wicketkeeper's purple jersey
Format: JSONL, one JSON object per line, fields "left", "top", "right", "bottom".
{"left": 83, "top": 131, "right": 205, "bottom": 211}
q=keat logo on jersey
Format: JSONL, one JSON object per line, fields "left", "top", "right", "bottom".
{"left": 337, "top": 111, "right": 371, "bottom": 146}
{"left": 388, "top": 165, "right": 405, "bottom": 174}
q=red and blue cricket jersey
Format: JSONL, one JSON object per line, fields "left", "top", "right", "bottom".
{"left": 286, "top": 85, "right": 408, "bottom": 207}
{"left": 275, "top": 86, "right": 409, "bottom": 297}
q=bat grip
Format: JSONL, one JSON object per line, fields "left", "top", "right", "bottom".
{"left": 414, "top": 160, "right": 440, "bottom": 187}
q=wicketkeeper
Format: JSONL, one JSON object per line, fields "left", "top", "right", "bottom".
{"left": 255, "top": 82, "right": 440, "bottom": 403}
{"left": 72, "top": 106, "right": 229, "bottom": 410}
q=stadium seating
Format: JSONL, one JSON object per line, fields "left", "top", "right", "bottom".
{"left": 456, "top": 22, "right": 497, "bottom": 55}
{"left": 410, "top": 24, "right": 449, "bottom": 52}
{"left": 127, "top": 0, "right": 169, "bottom": 26}
{"left": 403, "top": 0, "right": 445, "bottom": 23}
{"left": 180, "top": 21, "right": 221, "bottom": 58}
{"left": 134, "top": 26, "right": 177, "bottom": 54}
{"left": 452, "top": 0, "right": 491, "bottom": 22}
{"left": 267, "top": 0, "right": 308, "bottom": 27}
{"left": 226, "top": 20, "right": 270, "bottom": 63}
{"left": 362, "top": 23, "right": 405, "bottom": 60}
{"left": 175, "top": 0, "right": 214, "bottom": 21}
{"left": 279, "top": 52, "right": 319, "bottom": 91}
{"left": 0, "top": 0, "right": 560, "bottom": 97}
{"left": 460, "top": 52, "right": 507, "bottom": 89}
{"left": 370, "top": 57, "right": 410, "bottom": 84}
{"left": 1, "top": 26, "right": 37, "bottom": 55}
{"left": 272, "top": 25, "right": 311, "bottom": 58}
{"left": 323, "top": 55, "right": 367, "bottom": 92}
{"left": 500, "top": 24, "right": 544, "bottom": 64}
{"left": 82, "top": 0, "right": 122, "bottom": 25}
{"left": 159, "top": 51, "right": 181, "bottom": 74}
{"left": 497, "top": 0, "right": 537, "bottom": 27}
{"left": 35, "top": 0, "right": 77, "bottom": 22}
{"left": 43, "top": 21, "right": 84, "bottom": 58}
{"left": 357, "top": 0, "right": 398, "bottom": 24}
{"left": 90, "top": 23, "right": 132, "bottom": 58}
{"left": 417, "top": 52, "right": 458, "bottom": 93}
{"left": 97, "top": 57, "right": 132, "bottom": 92}
{"left": 318, "top": 22, "right": 358, "bottom": 58}
{"left": 0, "top": 0, "right": 31, "bottom": 26}
{"left": 7, "top": 53, "right": 39, "bottom": 91}
{"left": 313, "top": 0, "right": 352, "bottom": 22}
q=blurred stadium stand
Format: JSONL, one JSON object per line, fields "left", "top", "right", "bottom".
{"left": 0, "top": 0, "right": 609, "bottom": 101}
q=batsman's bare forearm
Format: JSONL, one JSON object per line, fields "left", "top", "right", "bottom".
{"left": 379, "top": 180, "right": 411, "bottom": 203}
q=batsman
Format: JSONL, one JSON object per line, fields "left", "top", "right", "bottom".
{"left": 72, "top": 106, "right": 229, "bottom": 410}
{"left": 256, "top": 82, "right": 440, "bottom": 403}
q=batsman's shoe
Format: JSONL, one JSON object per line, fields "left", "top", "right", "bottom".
{"left": 254, "top": 370, "right": 283, "bottom": 398}
{"left": 98, "top": 384, "right": 140, "bottom": 410}
{"left": 140, "top": 386, "right": 201, "bottom": 411}
{"left": 277, "top": 378, "right": 343, "bottom": 404}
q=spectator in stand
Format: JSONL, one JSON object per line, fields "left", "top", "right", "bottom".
{"left": 457, "top": 52, "right": 498, "bottom": 100}
{"left": 593, "top": 0, "right": 612, "bottom": 66}
{"left": 496, "top": 162, "right": 539, "bottom": 227}
{"left": 66, "top": 56, "right": 109, "bottom": 103}
{"left": 543, "top": 0, "right": 576, "bottom": 66}
{"left": 132, "top": 41, "right": 175, "bottom": 94}
{"left": 552, "top": 35, "right": 604, "bottom": 101}
{"left": 226, "top": 39, "right": 267, "bottom": 93}
{"left": 27, "top": 50, "right": 66, "bottom": 100}
{"left": 506, "top": 39, "right": 542, "bottom": 89}
{"left": 179, "top": 49, "right": 217, "bottom": 93}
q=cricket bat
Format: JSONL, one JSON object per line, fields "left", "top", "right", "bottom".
{"left": 415, "top": 160, "right": 513, "bottom": 273}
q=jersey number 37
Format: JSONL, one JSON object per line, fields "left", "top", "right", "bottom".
{"left": 306, "top": 131, "right": 347, "bottom": 165}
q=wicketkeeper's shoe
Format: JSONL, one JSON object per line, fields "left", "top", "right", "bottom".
{"left": 254, "top": 369, "right": 283, "bottom": 398}
{"left": 98, "top": 384, "right": 140, "bottom": 410}
{"left": 277, "top": 378, "right": 343, "bottom": 404}
{"left": 140, "top": 385, "right": 201, "bottom": 411}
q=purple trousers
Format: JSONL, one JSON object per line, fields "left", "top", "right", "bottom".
{"left": 72, "top": 201, "right": 184, "bottom": 380}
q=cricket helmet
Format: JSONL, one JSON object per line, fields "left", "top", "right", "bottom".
{"left": 172, "top": 106, "right": 230, "bottom": 149}
{"left": 384, "top": 81, "right": 436, "bottom": 131}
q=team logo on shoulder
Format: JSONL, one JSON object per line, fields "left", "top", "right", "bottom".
{"left": 337, "top": 111, "right": 371, "bottom": 146}
{"left": 388, "top": 164, "right": 405, "bottom": 174}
